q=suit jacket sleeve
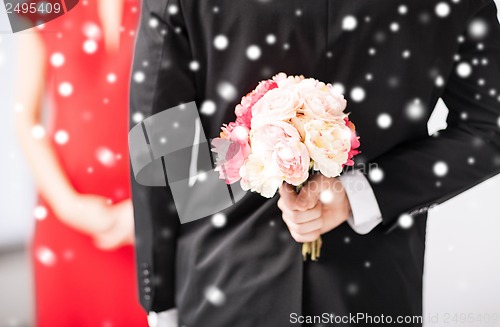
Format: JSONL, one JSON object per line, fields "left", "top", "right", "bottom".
{"left": 367, "top": 0, "right": 500, "bottom": 228}
{"left": 129, "top": 0, "right": 197, "bottom": 312}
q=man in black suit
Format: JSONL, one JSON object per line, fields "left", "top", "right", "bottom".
{"left": 129, "top": 0, "right": 500, "bottom": 326}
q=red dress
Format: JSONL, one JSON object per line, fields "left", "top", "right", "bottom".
{"left": 31, "top": 1, "right": 147, "bottom": 326}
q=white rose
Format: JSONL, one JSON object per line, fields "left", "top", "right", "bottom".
{"left": 251, "top": 88, "right": 302, "bottom": 129}
{"left": 239, "top": 154, "right": 283, "bottom": 198}
{"left": 298, "top": 80, "right": 347, "bottom": 122}
{"left": 303, "top": 119, "right": 352, "bottom": 178}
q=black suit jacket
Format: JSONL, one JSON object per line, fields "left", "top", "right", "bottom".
{"left": 130, "top": 0, "right": 500, "bottom": 325}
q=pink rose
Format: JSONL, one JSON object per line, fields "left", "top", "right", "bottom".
{"left": 235, "top": 79, "right": 277, "bottom": 128}
{"left": 344, "top": 117, "right": 361, "bottom": 167}
{"left": 212, "top": 123, "right": 251, "bottom": 184}
{"left": 250, "top": 122, "right": 310, "bottom": 186}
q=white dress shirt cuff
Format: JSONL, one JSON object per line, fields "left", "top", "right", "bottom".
{"left": 149, "top": 309, "right": 178, "bottom": 327}
{"left": 339, "top": 170, "right": 383, "bottom": 235}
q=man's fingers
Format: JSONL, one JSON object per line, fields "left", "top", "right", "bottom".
{"left": 296, "top": 183, "right": 321, "bottom": 210}
{"left": 278, "top": 183, "right": 299, "bottom": 210}
{"left": 289, "top": 229, "right": 322, "bottom": 243}
{"left": 281, "top": 202, "right": 322, "bottom": 224}
{"left": 285, "top": 216, "right": 323, "bottom": 235}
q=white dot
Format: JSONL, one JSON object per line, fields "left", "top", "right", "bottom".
{"left": 435, "top": 2, "right": 451, "bottom": 17}
{"left": 369, "top": 48, "right": 376, "bottom": 55}
{"left": 197, "top": 171, "right": 208, "bottom": 182}
{"left": 15, "top": 103, "right": 24, "bottom": 112}
{"left": 456, "top": 62, "right": 472, "bottom": 78}
{"left": 36, "top": 246, "right": 57, "bottom": 266}
{"left": 398, "top": 5, "right": 408, "bottom": 15}
{"left": 168, "top": 4, "right": 178, "bottom": 15}
{"left": 189, "top": 60, "right": 200, "bottom": 71}
{"left": 364, "top": 261, "right": 371, "bottom": 268}
{"left": 377, "top": 113, "right": 392, "bottom": 129}
{"left": 54, "top": 130, "right": 69, "bottom": 145}
{"left": 58, "top": 82, "right": 73, "bottom": 97}
{"left": 467, "top": 157, "right": 475, "bottom": 165}
{"left": 213, "top": 6, "right": 219, "bottom": 13}
{"left": 160, "top": 137, "right": 167, "bottom": 144}
{"left": 295, "top": 9, "right": 302, "bottom": 16}
{"left": 132, "top": 112, "right": 144, "bottom": 123}
{"left": 347, "top": 283, "right": 359, "bottom": 295}
{"left": 134, "top": 71, "right": 145, "bottom": 83}
{"left": 478, "top": 79, "right": 485, "bottom": 86}
{"left": 398, "top": 214, "right": 414, "bottom": 229}
{"left": 149, "top": 18, "right": 159, "bottom": 28}
{"left": 283, "top": 43, "right": 290, "bottom": 50}
{"left": 50, "top": 53, "right": 65, "bottom": 67}
{"left": 369, "top": 167, "right": 384, "bottom": 183}
{"left": 211, "top": 213, "right": 226, "bottom": 228}
{"left": 365, "top": 73, "right": 373, "bottom": 81}
{"left": 331, "top": 83, "right": 345, "bottom": 95}
{"left": 266, "top": 34, "right": 276, "bottom": 44}
{"left": 107, "top": 73, "right": 117, "bottom": 83}
{"left": 468, "top": 18, "right": 489, "bottom": 40}
{"left": 342, "top": 15, "right": 358, "bottom": 31}
{"left": 82, "top": 22, "right": 101, "bottom": 39}
{"left": 435, "top": 75, "right": 445, "bottom": 87}
{"left": 344, "top": 236, "right": 351, "bottom": 243}
{"left": 83, "top": 39, "right": 97, "bottom": 54}
{"left": 34, "top": 206, "right": 48, "bottom": 220}
{"left": 204, "top": 286, "right": 226, "bottom": 306}
{"left": 405, "top": 99, "right": 426, "bottom": 121}
{"left": 173, "top": 121, "right": 179, "bottom": 128}
{"left": 433, "top": 161, "right": 449, "bottom": 177}
{"left": 390, "top": 22, "right": 400, "bottom": 32}
{"left": 96, "top": 147, "right": 117, "bottom": 167}
{"left": 31, "top": 125, "right": 46, "bottom": 139}
{"left": 350, "top": 87, "right": 366, "bottom": 102}
{"left": 200, "top": 100, "right": 217, "bottom": 115}
{"left": 320, "top": 190, "right": 334, "bottom": 204}
{"left": 246, "top": 45, "right": 261, "bottom": 60}
{"left": 214, "top": 35, "right": 229, "bottom": 50}
{"left": 402, "top": 50, "right": 411, "bottom": 58}
{"left": 217, "top": 81, "right": 237, "bottom": 101}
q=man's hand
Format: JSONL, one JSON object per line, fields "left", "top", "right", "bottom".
{"left": 278, "top": 174, "right": 352, "bottom": 243}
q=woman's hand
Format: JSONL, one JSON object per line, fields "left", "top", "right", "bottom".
{"left": 93, "top": 199, "right": 135, "bottom": 250}
{"left": 58, "top": 195, "right": 135, "bottom": 250}
{"left": 278, "top": 174, "right": 352, "bottom": 243}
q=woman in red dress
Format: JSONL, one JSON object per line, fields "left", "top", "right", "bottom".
{"left": 15, "top": 1, "right": 148, "bottom": 326}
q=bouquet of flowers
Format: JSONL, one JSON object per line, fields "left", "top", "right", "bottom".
{"left": 211, "top": 73, "right": 360, "bottom": 261}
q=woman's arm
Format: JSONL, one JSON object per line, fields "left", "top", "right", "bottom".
{"left": 14, "top": 31, "right": 121, "bottom": 238}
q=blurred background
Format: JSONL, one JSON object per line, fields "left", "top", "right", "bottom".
{"left": 1, "top": 1, "right": 500, "bottom": 327}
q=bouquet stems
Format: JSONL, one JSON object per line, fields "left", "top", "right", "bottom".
{"left": 302, "top": 237, "right": 322, "bottom": 261}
